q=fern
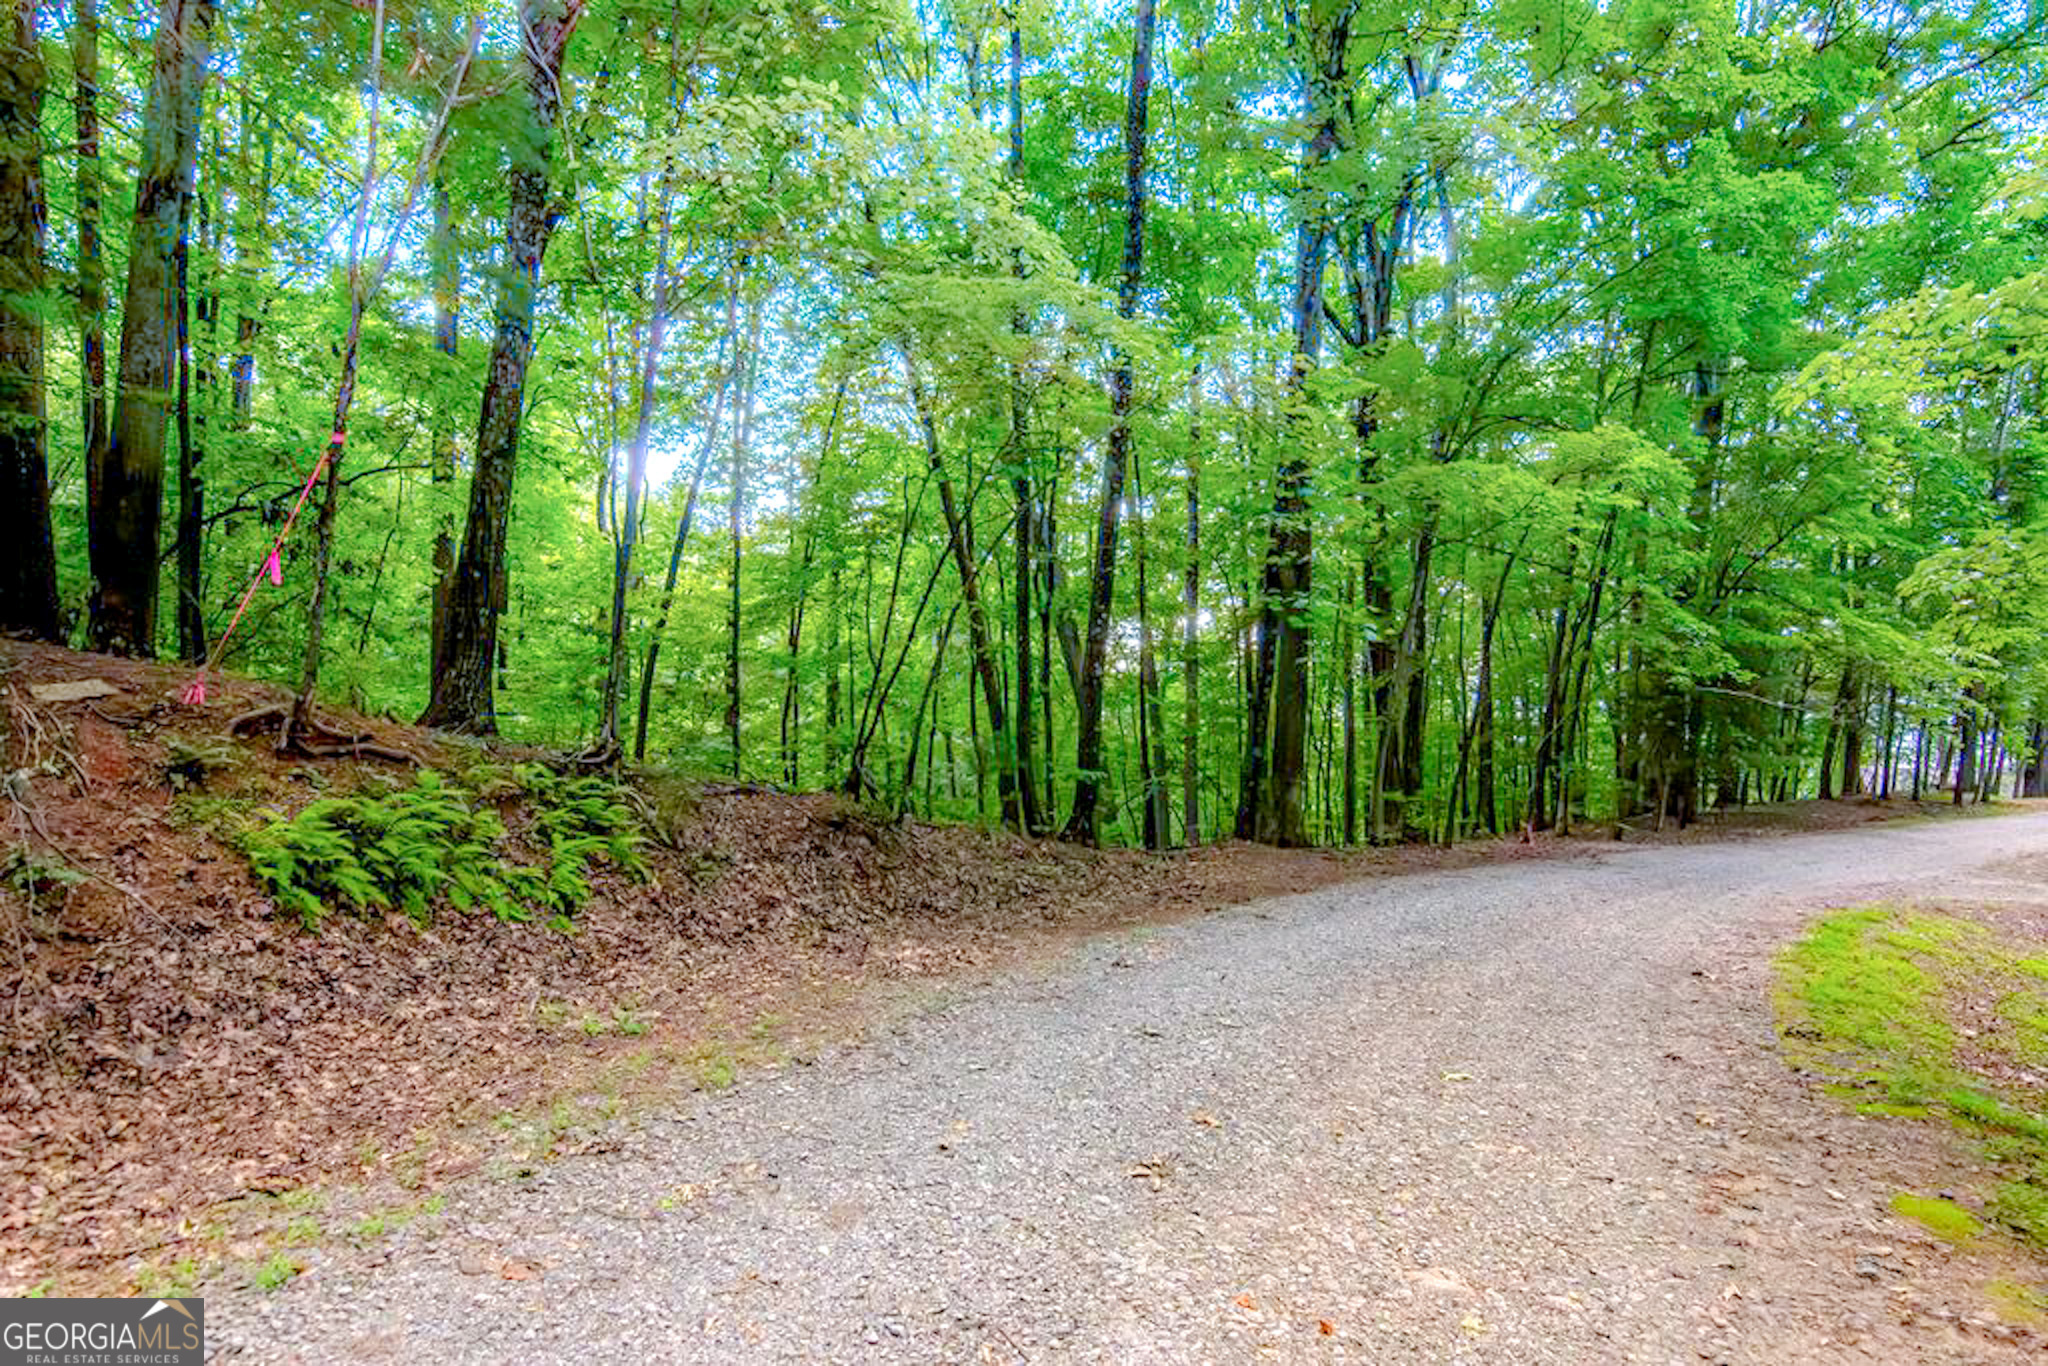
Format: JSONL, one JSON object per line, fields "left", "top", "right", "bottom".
{"left": 240, "top": 765, "right": 647, "bottom": 931}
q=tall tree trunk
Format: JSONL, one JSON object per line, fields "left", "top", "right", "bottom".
{"left": 1878, "top": 685, "right": 1898, "bottom": 799}
{"left": 0, "top": 0, "right": 57, "bottom": 640}
{"left": 72, "top": 0, "right": 108, "bottom": 584}
{"left": 1254, "top": 6, "right": 1350, "bottom": 847}
{"left": 428, "top": 175, "right": 459, "bottom": 675}
{"left": 635, "top": 274, "right": 739, "bottom": 761}
{"left": 725, "top": 296, "right": 762, "bottom": 777}
{"left": 1063, "top": 0, "right": 1154, "bottom": 844}
{"left": 173, "top": 220, "right": 203, "bottom": 662}
{"left": 1374, "top": 511, "right": 1437, "bottom": 839}
{"left": 1133, "top": 457, "right": 1169, "bottom": 849}
{"left": 285, "top": 0, "right": 389, "bottom": 745}
{"left": 1839, "top": 669, "right": 1865, "bottom": 796}
{"left": 418, "top": 0, "right": 583, "bottom": 732}
{"left": 90, "top": 0, "right": 219, "bottom": 656}
{"left": 229, "top": 102, "right": 271, "bottom": 423}
{"left": 823, "top": 562, "right": 844, "bottom": 775}
{"left": 592, "top": 131, "right": 682, "bottom": 758}
{"left": 1005, "top": 20, "right": 1045, "bottom": 834}
{"left": 1181, "top": 364, "right": 1202, "bottom": 846}
{"left": 283, "top": 8, "right": 474, "bottom": 746}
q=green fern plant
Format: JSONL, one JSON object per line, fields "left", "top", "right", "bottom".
{"left": 240, "top": 766, "right": 647, "bottom": 931}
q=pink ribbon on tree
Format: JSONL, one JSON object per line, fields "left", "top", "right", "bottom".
{"left": 178, "top": 430, "right": 347, "bottom": 707}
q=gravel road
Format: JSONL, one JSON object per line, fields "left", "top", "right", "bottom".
{"left": 216, "top": 812, "right": 2048, "bottom": 1364}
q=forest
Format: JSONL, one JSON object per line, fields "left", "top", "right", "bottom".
{"left": 1, "top": 0, "right": 2045, "bottom": 850}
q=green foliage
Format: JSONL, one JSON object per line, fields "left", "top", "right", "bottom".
{"left": 1, "top": 844, "right": 86, "bottom": 913}
{"left": 16, "top": 0, "right": 2048, "bottom": 848}
{"left": 241, "top": 766, "right": 645, "bottom": 930}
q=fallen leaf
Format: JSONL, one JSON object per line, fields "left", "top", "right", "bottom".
{"left": 1459, "top": 1314, "right": 1491, "bottom": 1335}
{"left": 1191, "top": 1109, "right": 1220, "bottom": 1128}
{"left": 1233, "top": 1293, "right": 1258, "bottom": 1310}
{"left": 1441, "top": 1071, "right": 1473, "bottom": 1083}
{"left": 1317, "top": 1319, "right": 1335, "bottom": 1335}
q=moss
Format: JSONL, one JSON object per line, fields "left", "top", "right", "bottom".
{"left": 251, "top": 1253, "right": 299, "bottom": 1292}
{"left": 1890, "top": 1192, "right": 1984, "bottom": 1243}
{"left": 1778, "top": 907, "right": 2048, "bottom": 1252}
{"left": 1776, "top": 907, "right": 1952, "bottom": 1074}
{"left": 1855, "top": 1100, "right": 1934, "bottom": 1119}
{"left": 1986, "top": 1278, "right": 2048, "bottom": 1327}
{"left": 1991, "top": 1179, "right": 2048, "bottom": 1246}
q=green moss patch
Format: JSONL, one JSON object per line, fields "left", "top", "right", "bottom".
{"left": 1777, "top": 906, "right": 2048, "bottom": 1253}
{"left": 1890, "top": 1192, "right": 1984, "bottom": 1243}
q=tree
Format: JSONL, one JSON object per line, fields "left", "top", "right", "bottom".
{"left": 419, "top": 0, "right": 584, "bottom": 732}
{"left": 1063, "top": 0, "right": 1155, "bottom": 844}
{"left": 0, "top": 0, "right": 58, "bottom": 641}
{"left": 89, "top": 0, "right": 219, "bottom": 656}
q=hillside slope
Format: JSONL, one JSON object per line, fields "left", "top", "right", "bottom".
{"left": 0, "top": 640, "right": 1971, "bottom": 1294}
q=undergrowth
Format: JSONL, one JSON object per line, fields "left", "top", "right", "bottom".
{"left": 1777, "top": 906, "right": 2048, "bottom": 1251}
{"left": 241, "top": 764, "right": 645, "bottom": 930}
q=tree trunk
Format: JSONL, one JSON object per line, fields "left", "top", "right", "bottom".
{"left": 907, "top": 352, "right": 1021, "bottom": 830}
{"left": 1064, "top": 0, "right": 1154, "bottom": 844}
{"left": 229, "top": 102, "right": 271, "bottom": 423}
{"left": 2022, "top": 718, "right": 2045, "bottom": 799}
{"left": 1838, "top": 667, "right": 1864, "bottom": 796}
{"left": 634, "top": 273, "right": 739, "bottom": 761}
{"left": 1878, "top": 685, "right": 1898, "bottom": 799}
{"left": 428, "top": 175, "right": 459, "bottom": 674}
{"left": 1005, "top": 21, "right": 1045, "bottom": 834}
{"left": 173, "top": 220, "right": 204, "bottom": 663}
{"left": 900, "top": 608, "right": 957, "bottom": 815}
{"left": 725, "top": 296, "right": 762, "bottom": 777}
{"left": 1133, "top": 457, "right": 1170, "bottom": 849}
{"left": 824, "top": 563, "right": 842, "bottom": 778}
{"left": 90, "top": 0, "right": 219, "bottom": 656}
{"left": 592, "top": 146, "right": 681, "bottom": 758}
{"left": 1182, "top": 365, "right": 1201, "bottom": 846}
{"left": 418, "top": 0, "right": 582, "bottom": 732}
{"left": 1912, "top": 721, "right": 1927, "bottom": 802}
{"left": 1953, "top": 702, "right": 1976, "bottom": 806}
{"left": 72, "top": 0, "right": 108, "bottom": 590}
{"left": 1254, "top": 8, "right": 1349, "bottom": 847}
{"left": 1375, "top": 512, "right": 1437, "bottom": 840}
{"left": 0, "top": 0, "right": 57, "bottom": 641}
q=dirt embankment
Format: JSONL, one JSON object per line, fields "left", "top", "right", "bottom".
{"left": 0, "top": 639, "right": 1998, "bottom": 1294}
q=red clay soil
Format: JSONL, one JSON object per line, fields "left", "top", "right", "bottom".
{"left": 0, "top": 640, "right": 1986, "bottom": 1294}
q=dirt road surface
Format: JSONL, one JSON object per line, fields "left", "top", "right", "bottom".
{"left": 216, "top": 812, "right": 2048, "bottom": 1363}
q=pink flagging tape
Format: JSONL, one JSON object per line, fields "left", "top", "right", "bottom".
{"left": 179, "top": 432, "right": 344, "bottom": 707}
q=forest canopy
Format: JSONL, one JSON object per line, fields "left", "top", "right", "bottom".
{"left": 1, "top": 0, "right": 2045, "bottom": 848}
